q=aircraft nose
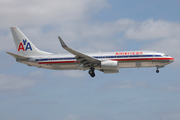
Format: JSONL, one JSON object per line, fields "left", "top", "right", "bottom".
{"left": 170, "top": 57, "right": 175, "bottom": 62}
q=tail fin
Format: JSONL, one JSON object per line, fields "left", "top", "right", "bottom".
{"left": 10, "top": 27, "right": 52, "bottom": 56}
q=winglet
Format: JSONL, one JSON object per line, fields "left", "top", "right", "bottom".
{"left": 58, "top": 36, "right": 67, "bottom": 48}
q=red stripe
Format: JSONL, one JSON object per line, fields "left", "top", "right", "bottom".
{"left": 112, "top": 57, "right": 174, "bottom": 61}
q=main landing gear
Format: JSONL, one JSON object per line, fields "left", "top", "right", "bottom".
{"left": 156, "top": 68, "right": 159, "bottom": 73}
{"left": 89, "top": 68, "right": 95, "bottom": 77}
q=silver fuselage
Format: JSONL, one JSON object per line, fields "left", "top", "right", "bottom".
{"left": 18, "top": 51, "right": 174, "bottom": 70}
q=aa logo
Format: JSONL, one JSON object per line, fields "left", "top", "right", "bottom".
{"left": 18, "top": 39, "right": 32, "bottom": 51}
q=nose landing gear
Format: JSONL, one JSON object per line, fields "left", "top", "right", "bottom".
{"left": 156, "top": 67, "right": 159, "bottom": 73}
{"left": 89, "top": 68, "right": 95, "bottom": 77}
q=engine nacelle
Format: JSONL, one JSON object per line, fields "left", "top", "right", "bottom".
{"left": 101, "top": 60, "right": 118, "bottom": 69}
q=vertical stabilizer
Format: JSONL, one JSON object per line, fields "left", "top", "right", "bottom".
{"left": 10, "top": 27, "right": 51, "bottom": 56}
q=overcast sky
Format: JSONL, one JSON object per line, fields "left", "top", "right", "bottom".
{"left": 0, "top": 0, "right": 180, "bottom": 120}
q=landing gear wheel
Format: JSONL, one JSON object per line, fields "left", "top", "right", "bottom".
{"left": 89, "top": 68, "right": 95, "bottom": 77}
{"left": 89, "top": 70, "right": 93, "bottom": 75}
{"left": 91, "top": 73, "right": 95, "bottom": 77}
{"left": 156, "top": 70, "right": 159, "bottom": 73}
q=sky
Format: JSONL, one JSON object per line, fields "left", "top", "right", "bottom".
{"left": 0, "top": 0, "right": 180, "bottom": 120}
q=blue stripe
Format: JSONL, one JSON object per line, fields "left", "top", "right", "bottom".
{"left": 35, "top": 55, "right": 162, "bottom": 62}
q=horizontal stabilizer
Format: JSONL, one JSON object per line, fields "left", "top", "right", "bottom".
{"left": 6, "top": 52, "right": 28, "bottom": 60}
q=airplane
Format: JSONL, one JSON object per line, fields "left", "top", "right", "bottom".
{"left": 7, "top": 27, "right": 174, "bottom": 77}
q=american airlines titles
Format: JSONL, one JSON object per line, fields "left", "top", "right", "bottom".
{"left": 115, "top": 52, "right": 143, "bottom": 55}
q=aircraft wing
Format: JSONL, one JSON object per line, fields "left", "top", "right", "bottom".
{"left": 58, "top": 37, "right": 100, "bottom": 67}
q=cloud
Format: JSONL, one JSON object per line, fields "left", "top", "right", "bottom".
{"left": 24, "top": 100, "right": 58, "bottom": 105}
{"left": 51, "top": 70, "right": 87, "bottom": 78}
{"left": 0, "top": 73, "right": 36, "bottom": 93}
{"left": 124, "top": 19, "right": 180, "bottom": 40}
{"left": 3, "top": 18, "right": 180, "bottom": 53}
{"left": 161, "top": 86, "right": 180, "bottom": 91}
{"left": 63, "top": 114, "right": 80, "bottom": 120}
{"left": 0, "top": 52, "right": 16, "bottom": 70}
{"left": 0, "top": 0, "right": 109, "bottom": 52}
{"left": 158, "top": 82, "right": 180, "bottom": 91}
{"left": 62, "top": 114, "right": 110, "bottom": 120}
{"left": 155, "top": 109, "right": 180, "bottom": 120}
{"left": 0, "top": 0, "right": 109, "bottom": 29}
{"left": 111, "top": 81, "right": 148, "bottom": 89}
{"left": 29, "top": 70, "right": 44, "bottom": 76}
{"left": 100, "top": 80, "right": 149, "bottom": 91}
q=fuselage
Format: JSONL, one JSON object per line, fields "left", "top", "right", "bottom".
{"left": 19, "top": 51, "right": 174, "bottom": 70}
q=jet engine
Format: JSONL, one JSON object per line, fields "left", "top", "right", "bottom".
{"left": 101, "top": 60, "right": 118, "bottom": 69}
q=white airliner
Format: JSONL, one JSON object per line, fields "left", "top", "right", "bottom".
{"left": 7, "top": 27, "right": 174, "bottom": 77}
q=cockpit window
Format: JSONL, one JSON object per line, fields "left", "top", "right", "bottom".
{"left": 164, "top": 54, "right": 169, "bottom": 56}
